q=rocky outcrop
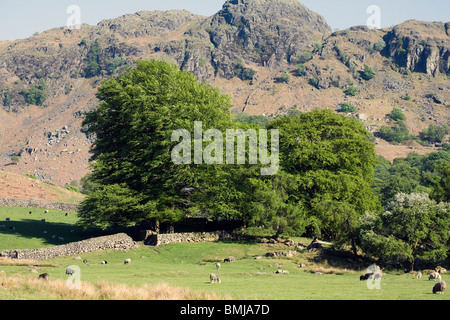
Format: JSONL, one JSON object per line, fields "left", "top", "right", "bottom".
{"left": 208, "top": 0, "right": 331, "bottom": 78}
{"left": 385, "top": 20, "right": 450, "bottom": 77}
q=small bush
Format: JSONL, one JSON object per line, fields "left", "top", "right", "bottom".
{"left": 388, "top": 107, "right": 406, "bottom": 122}
{"left": 296, "top": 51, "right": 313, "bottom": 64}
{"left": 21, "top": 80, "right": 48, "bottom": 106}
{"left": 296, "top": 64, "right": 305, "bottom": 76}
{"left": 235, "top": 64, "right": 256, "bottom": 81}
{"left": 373, "top": 39, "right": 386, "bottom": 52}
{"left": 344, "top": 85, "right": 359, "bottom": 96}
{"left": 309, "top": 77, "right": 319, "bottom": 89}
{"left": 279, "top": 72, "right": 290, "bottom": 83}
{"left": 379, "top": 121, "right": 415, "bottom": 143}
{"left": 420, "top": 124, "right": 450, "bottom": 143}
{"left": 359, "top": 64, "right": 376, "bottom": 80}
{"left": 10, "top": 156, "right": 20, "bottom": 164}
{"left": 337, "top": 103, "right": 356, "bottom": 113}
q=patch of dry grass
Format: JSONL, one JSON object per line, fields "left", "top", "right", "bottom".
{"left": 0, "top": 272, "right": 230, "bottom": 300}
{"left": 0, "top": 257, "right": 58, "bottom": 268}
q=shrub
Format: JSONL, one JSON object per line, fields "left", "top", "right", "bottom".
{"left": 296, "top": 51, "right": 313, "bottom": 64}
{"left": 279, "top": 72, "right": 290, "bottom": 83}
{"left": 296, "top": 64, "right": 305, "bottom": 76}
{"left": 234, "top": 64, "right": 256, "bottom": 81}
{"left": 344, "top": 85, "right": 359, "bottom": 96}
{"left": 21, "top": 85, "right": 47, "bottom": 106}
{"left": 373, "top": 39, "right": 386, "bottom": 52}
{"left": 420, "top": 124, "right": 450, "bottom": 143}
{"left": 309, "top": 77, "right": 319, "bottom": 89}
{"left": 379, "top": 121, "right": 415, "bottom": 143}
{"left": 360, "top": 64, "right": 376, "bottom": 80}
{"left": 388, "top": 107, "right": 406, "bottom": 122}
{"left": 337, "top": 103, "right": 356, "bottom": 113}
{"left": 11, "top": 156, "right": 20, "bottom": 164}
{"left": 234, "top": 113, "right": 271, "bottom": 128}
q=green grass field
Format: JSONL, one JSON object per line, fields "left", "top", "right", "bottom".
{"left": 0, "top": 206, "right": 448, "bottom": 300}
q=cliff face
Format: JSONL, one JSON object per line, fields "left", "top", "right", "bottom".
{"left": 208, "top": 0, "right": 331, "bottom": 78}
{"left": 0, "top": 1, "right": 448, "bottom": 187}
{"left": 385, "top": 20, "right": 450, "bottom": 77}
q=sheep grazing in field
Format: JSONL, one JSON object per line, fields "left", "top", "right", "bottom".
{"left": 429, "top": 272, "right": 441, "bottom": 281}
{"left": 44, "top": 210, "right": 49, "bottom": 214}
{"left": 124, "top": 259, "right": 131, "bottom": 265}
{"left": 83, "top": 259, "right": 88, "bottom": 265}
{"left": 416, "top": 271, "right": 423, "bottom": 279}
{"left": 210, "top": 273, "right": 221, "bottom": 284}
{"left": 101, "top": 260, "right": 108, "bottom": 265}
{"left": 66, "top": 268, "right": 75, "bottom": 276}
{"left": 224, "top": 256, "right": 236, "bottom": 263}
{"left": 433, "top": 281, "right": 446, "bottom": 294}
{"left": 38, "top": 273, "right": 49, "bottom": 280}
{"left": 216, "top": 263, "right": 221, "bottom": 270}
{"left": 360, "top": 273, "right": 374, "bottom": 281}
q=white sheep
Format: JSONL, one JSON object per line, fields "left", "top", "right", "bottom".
{"left": 429, "top": 272, "right": 441, "bottom": 281}
{"left": 210, "top": 273, "right": 221, "bottom": 284}
{"left": 216, "top": 263, "right": 221, "bottom": 270}
{"left": 416, "top": 271, "right": 423, "bottom": 279}
{"left": 124, "top": 259, "right": 131, "bottom": 265}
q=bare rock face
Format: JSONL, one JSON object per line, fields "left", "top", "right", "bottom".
{"left": 385, "top": 20, "right": 450, "bottom": 77}
{"left": 208, "top": 0, "right": 332, "bottom": 78}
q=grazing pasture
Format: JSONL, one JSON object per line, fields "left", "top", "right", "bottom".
{"left": 0, "top": 206, "right": 449, "bottom": 300}
{"left": 0, "top": 206, "right": 87, "bottom": 251}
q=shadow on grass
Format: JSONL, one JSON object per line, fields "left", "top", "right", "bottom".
{"left": 0, "top": 219, "right": 109, "bottom": 249}
{"left": 306, "top": 248, "right": 375, "bottom": 271}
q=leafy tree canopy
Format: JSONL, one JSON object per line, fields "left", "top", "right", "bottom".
{"left": 80, "top": 59, "right": 238, "bottom": 228}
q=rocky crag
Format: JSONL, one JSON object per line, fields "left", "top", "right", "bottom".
{"left": 0, "top": 0, "right": 448, "bottom": 187}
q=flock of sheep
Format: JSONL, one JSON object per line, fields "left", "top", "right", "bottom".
{"left": 34, "top": 244, "right": 447, "bottom": 297}
{"left": 360, "top": 267, "right": 447, "bottom": 295}
{"left": 209, "top": 256, "right": 237, "bottom": 284}
{"left": 418, "top": 269, "right": 447, "bottom": 295}
{"left": 38, "top": 257, "right": 133, "bottom": 282}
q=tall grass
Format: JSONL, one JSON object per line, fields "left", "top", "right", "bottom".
{"left": 0, "top": 273, "right": 230, "bottom": 300}
{"left": 0, "top": 257, "right": 58, "bottom": 267}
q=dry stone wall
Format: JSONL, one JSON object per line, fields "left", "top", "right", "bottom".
{"left": 0, "top": 198, "right": 79, "bottom": 212}
{"left": 146, "top": 230, "right": 238, "bottom": 246}
{"left": 0, "top": 233, "right": 136, "bottom": 260}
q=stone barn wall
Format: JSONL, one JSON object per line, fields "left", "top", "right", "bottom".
{"left": 0, "top": 233, "right": 136, "bottom": 260}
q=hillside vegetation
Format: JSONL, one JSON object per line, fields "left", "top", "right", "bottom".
{"left": 0, "top": 0, "right": 448, "bottom": 186}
